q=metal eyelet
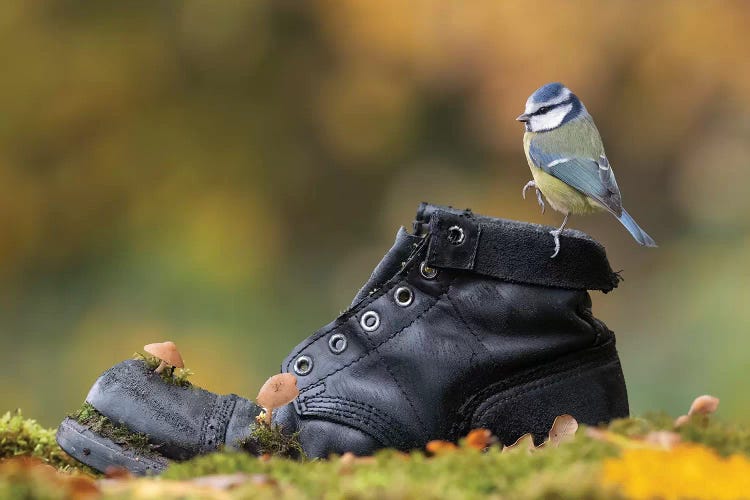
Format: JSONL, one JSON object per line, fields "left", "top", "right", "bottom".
{"left": 447, "top": 225, "right": 465, "bottom": 245}
{"left": 360, "top": 311, "right": 380, "bottom": 332}
{"left": 328, "top": 333, "right": 348, "bottom": 354}
{"left": 394, "top": 286, "right": 413, "bottom": 307}
{"left": 293, "top": 355, "right": 313, "bottom": 376}
{"left": 420, "top": 261, "right": 438, "bottom": 280}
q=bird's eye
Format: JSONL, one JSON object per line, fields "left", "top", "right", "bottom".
{"left": 537, "top": 106, "right": 550, "bottom": 114}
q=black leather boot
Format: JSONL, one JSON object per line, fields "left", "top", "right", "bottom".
{"left": 57, "top": 202, "right": 628, "bottom": 473}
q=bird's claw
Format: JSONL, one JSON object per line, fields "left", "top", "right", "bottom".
{"left": 522, "top": 181, "right": 545, "bottom": 214}
{"left": 549, "top": 229, "right": 561, "bottom": 258}
{"left": 535, "top": 188, "right": 545, "bottom": 214}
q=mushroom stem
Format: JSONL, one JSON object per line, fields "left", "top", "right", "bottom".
{"left": 154, "top": 360, "right": 168, "bottom": 374}
{"left": 263, "top": 408, "right": 273, "bottom": 425}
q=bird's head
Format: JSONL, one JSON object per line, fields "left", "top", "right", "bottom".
{"left": 516, "top": 82, "right": 585, "bottom": 132}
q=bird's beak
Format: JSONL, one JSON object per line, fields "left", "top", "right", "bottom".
{"left": 516, "top": 113, "right": 531, "bottom": 123}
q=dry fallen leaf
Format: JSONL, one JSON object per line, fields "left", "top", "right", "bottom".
{"left": 688, "top": 395, "right": 720, "bottom": 416}
{"left": 426, "top": 440, "right": 458, "bottom": 455}
{"left": 546, "top": 414, "right": 578, "bottom": 447}
{"left": 465, "top": 428, "right": 495, "bottom": 450}
{"left": 502, "top": 433, "right": 535, "bottom": 453}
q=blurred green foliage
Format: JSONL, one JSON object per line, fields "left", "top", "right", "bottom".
{"left": 1, "top": 1, "right": 749, "bottom": 425}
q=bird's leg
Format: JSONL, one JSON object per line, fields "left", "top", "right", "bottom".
{"left": 522, "top": 180, "right": 545, "bottom": 214}
{"left": 549, "top": 213, "right": 570, "bottom": 259}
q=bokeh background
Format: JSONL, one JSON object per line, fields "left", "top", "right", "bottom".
{"left": 2, "top": 1, "right": 749, "bottom": 427}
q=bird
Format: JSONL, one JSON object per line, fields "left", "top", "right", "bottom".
{"left": 516, "top": 82, "right": 657, "bottom": 257}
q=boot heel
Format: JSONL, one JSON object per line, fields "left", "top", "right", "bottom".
{"left": 465, "top": 339, "right": 628, "bottom": 445}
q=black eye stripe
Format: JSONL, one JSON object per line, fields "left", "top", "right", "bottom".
{"left": 533, "top": 97, "right": 574, "bottom": 116}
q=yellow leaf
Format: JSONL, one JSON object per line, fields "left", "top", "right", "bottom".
{"left": 603, "top": 444, "right": 750, "bottom": 500}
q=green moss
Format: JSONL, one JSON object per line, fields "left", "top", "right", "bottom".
{"left": 70, "top": 403, "right": 157, "bottom": 458}
{"left": 161, "top": 414, "right": 750, "bottom": 498}
{"left": 607, "top": 413, "right": 750, "bottom": 456}
{"left": 164, "top": 429, "right": 621, "bottom": 498}
{"left": 4, "top": 409, "right": 750, "bottom": 499}
{"left": 242, "top": 421, "right": 306, "bottom": 460}
{"left": 133, "top": 353, "right": 193, "bottom": 387}
{"left": 0, "top": 410, "right": 80, "bottom": 471}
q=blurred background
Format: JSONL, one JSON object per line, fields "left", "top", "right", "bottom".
{"left": 1, "top": 1, "right": 749, "bottom": 426}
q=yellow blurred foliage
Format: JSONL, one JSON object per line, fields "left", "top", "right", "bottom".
{"left": 603, "top": 444, "right": 750, "bottom": 500}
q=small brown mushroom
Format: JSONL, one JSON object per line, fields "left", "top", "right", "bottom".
{"left": 144, "top": 341, "right": 184, "bottom": 374}
{"left": 256, "top": 373, "right": 299, "bottom": 424}
{"left": 688, "top": 395, "right": 720, "bottom": 416}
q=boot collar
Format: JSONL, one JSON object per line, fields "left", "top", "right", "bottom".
{"left": 416, "top": 202, "right": 620, "bottom": 292}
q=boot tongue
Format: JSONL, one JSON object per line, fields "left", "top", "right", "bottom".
{"left": 350, "top": 227, "right": 422, "bottom": 307}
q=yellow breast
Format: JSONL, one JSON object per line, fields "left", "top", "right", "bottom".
{"left": 529, "top": 165, "right": 602, "bottom": 215}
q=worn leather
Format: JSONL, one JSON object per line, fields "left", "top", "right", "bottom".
{"left": 73, "top": 202, "right": 629, "bottom": 463}
{"left": 276, "top": 203, "right": 627, "bottom": 455}
{"left": 86, "top": 359, "right": 261, "bottom": 460}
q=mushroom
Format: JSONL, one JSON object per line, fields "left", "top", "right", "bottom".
{"left": 256, "top": 373, "right": 299, "bottom": 424}
{"left": 143, "top": 341, "right": 184, "bottom": 375}
{"left": 688, "top": 395, "right": 720, "bottom": 416}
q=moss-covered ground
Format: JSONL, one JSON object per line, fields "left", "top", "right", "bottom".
{"left": 2, "top": 407, "right": 750, "bottom": 499}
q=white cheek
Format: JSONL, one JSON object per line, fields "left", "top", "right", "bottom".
{"left": 530, "top": 104, "right": 572, "bottom": 132}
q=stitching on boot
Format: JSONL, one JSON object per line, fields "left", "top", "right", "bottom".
{"left": 309, "top": 396, "right": 406, "bottom": 435}
{"left": 212, "top": 396, "right": 237, "bottom": 451}
{"left": 301, "top": 406, "right": 392, "bottom": 447}
{"left": 445, "top": 280, "right": 490, "bottom": 356}
{"left": 306, "top": 397, "right": 410, "bottom": 447}
{"left": 352, "top": 287, "right": 451, "bottom": 440}
{"left": 367, "top": 345, "right": 429, "bottom": 439}
{"left": 303, "top": 289, "right": 447, "bottom": 394}
{"left": 200, "top": 394, "right": 235, "bottom": 452}
{"left": 295, "top": 292, "right": 436, "bottom": 397}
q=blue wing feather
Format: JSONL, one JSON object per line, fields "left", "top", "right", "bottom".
{"left": 528, "top": 140, "right": 623, "bottom": 216}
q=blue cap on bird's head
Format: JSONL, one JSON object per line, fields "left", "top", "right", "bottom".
{"left": 530, "top": 82, "right": 568, "bottom": 105}
{"left": 516, "top": 82, "right": 585, "bottom": 133}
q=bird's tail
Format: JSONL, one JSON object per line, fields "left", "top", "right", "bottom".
{"left": 617, "top": 209, "right": 657, "bottom": 247}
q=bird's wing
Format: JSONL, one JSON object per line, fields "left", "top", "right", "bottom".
{"left": 529, "top": 138, "right": 623, "bottom": 217}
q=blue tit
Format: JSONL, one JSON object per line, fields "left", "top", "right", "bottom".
{"left": 516, "top": 82, "right": 657, "bottom": 257}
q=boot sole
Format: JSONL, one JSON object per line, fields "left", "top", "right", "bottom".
{"left": 56, "top": 417, "right": 169, "bottom": 475}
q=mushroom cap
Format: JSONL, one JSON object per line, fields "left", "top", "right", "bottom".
{"left": 256, "top": 373, "right": 299, "bottom": 410}
{"left": 143, "top": 341, "right": 184, "bottom": 368}
{"left": 688, "top": 395, "right": 720, "bottom": 416}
